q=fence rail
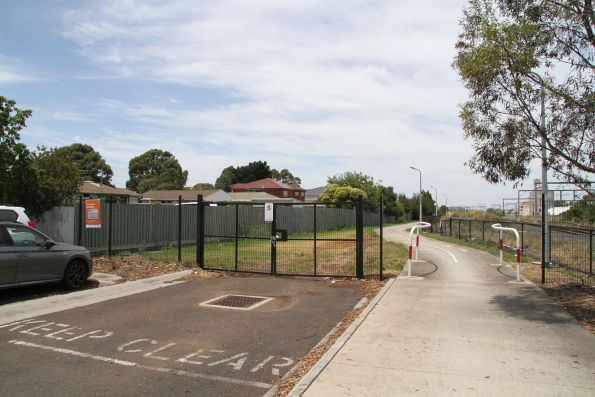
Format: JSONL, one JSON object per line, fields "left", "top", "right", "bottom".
{"left": 429, "top": 216, "right": 594, "bottom": 286}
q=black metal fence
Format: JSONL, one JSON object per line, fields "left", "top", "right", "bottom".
{"left": 74, "top": 196, "right": 392, "bottom": 279}
{"left": 431, "top": 216, "right": 594, "bottom": 286}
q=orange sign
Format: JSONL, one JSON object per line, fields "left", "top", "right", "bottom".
{"left": 85, "top": 199, "right": 101, "bottom": 228}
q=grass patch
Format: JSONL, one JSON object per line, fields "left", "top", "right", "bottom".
{"left": 138, "top": 226, "right": 407, "bottom": 277}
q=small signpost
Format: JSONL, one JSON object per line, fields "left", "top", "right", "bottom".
{"left": 264, "top": 203, "right": 274, "bottom": 223}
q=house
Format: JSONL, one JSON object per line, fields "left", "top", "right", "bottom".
{"left": 230, "top": 178, "right": 306, "bottom": 202}
{"left": 305, "top": 186, "right": 326, "bottom": 202}
{"left": 139, "top": 189, "right": 232, "bottom": 204}
{"left": 228, "top": 191, "right": 301, "bottom": 204}
{"left": 80, "top": 181, "right": 140, "bottom": 203}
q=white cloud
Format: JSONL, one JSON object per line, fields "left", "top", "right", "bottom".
{"left": 0, "top": 56, "right": 38, "bottom": 83}
{"left": 53, "top": 0, "right": 533, "bottom": 204}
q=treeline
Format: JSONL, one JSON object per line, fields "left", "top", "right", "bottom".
{"left": 2, "top": 96, "right": 436, "bottom": 219}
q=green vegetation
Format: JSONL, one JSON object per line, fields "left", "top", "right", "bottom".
{"left": 454, "top": 0, "right": 594, "bottom": 189}
{"left": 126, "top": 149, "right": 188, "bottom": 193}
{"left": 139, "top": 226, "right": 408, "bottom": 276}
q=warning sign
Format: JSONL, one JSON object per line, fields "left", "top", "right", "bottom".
{"left": 84, "top": 199, "right": 101, "bottom": 228}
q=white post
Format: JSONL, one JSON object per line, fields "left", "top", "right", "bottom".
{"left": 408, "top": 221, "right": 432, "bottom": 277}
{"left": 491, "top": 223, "right": 522, "bottom": 281}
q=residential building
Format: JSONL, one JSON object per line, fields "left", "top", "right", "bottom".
{"left": 228, "top": 191, "right": 301, "bottom": 204}
{"left": 140, "top": 189, "right": 232, "bottom": 204}
{"left": 80, "top": 181, "right": 140, "bottom": 203}
{"left": 230, "top": 178, "right": 306, "bottom": 202}
{"left": 305, "top": 186, "right": 326, "bottom": 202}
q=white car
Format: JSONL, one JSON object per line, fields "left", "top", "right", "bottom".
{"left": 0, "top": 206, "right": 36, "bottom": 228}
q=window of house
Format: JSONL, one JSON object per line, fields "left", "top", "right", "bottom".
{"left": 294, "top": 191, "right": 298, "bottom": 197}
{"left": 283, "top": 190, "right": 288, "bottom": 197}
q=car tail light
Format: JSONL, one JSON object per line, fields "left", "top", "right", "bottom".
{"left": 28, "top": 220, "right": 36, "bottom": 228}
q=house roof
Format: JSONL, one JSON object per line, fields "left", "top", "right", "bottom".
{"left": 140, "top": 189, "right": 219, "bottom": 201}
{"left": 230, "top": 178, "right": 304, "bottom": 191}
{"left": 80, "top": 181, "right": 140, "bottom": 197}
{"left": 305, "top": 186, "right": 326, "bottom": 196}
{"left": 228, "top": 192, "right": 301, "bottom": 203}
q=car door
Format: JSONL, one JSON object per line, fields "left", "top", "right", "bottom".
{"left": 0, "top": 226, "right": 17, "bottom": 285}
{"left": 6, "top": 225, "right": 64, "bottom": 282}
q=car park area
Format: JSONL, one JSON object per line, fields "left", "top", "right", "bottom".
{"left": 0, "top": 276, "right": 366, "bottom": 397}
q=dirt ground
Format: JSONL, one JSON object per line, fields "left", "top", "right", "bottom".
{"left": 539, "top": 284, "right": 595, "bottom": 333}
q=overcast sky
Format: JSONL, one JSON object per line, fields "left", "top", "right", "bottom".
{"left": 0, "top": 0, "right": 544, "bottom": 207}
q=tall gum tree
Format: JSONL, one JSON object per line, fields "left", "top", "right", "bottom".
{"left": 453, "top": 0, "right": 594, "bottom": 191}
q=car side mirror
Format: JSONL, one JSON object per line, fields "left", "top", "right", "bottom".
{"left": 45, "top": 241, "right": 56, "bottom": 249}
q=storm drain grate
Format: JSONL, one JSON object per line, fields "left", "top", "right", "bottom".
{"left": 199, "top": 294, "right": 274, "bottom": 310}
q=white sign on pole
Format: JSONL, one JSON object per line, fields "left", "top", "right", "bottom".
{"left": 264, "top": 203, "right": 274, "bottom": 223}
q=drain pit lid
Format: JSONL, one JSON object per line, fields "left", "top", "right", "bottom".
{"left": 199, "top": 294, "right": 274, "bottom": 310}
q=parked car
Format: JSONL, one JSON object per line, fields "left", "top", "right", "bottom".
{"left": 0, "top": 205, "right": 36, "bottom": 228}
{"left": 0, "top": 221, "right": 92, "bottom": 290}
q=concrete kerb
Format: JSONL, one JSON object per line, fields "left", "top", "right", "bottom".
{"left": 0, "top": 270, "right": 192, "bottom": 326}
{"left": 286, "top": 277, "right": 396, "bottom": 397}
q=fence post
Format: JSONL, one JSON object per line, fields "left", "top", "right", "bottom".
{"left": 108, "top": 196, "right": 113, "bottom": 257}
{"left": 469, "top": 220, "right": 472, "bottom": 240}
{"left": 271, "top": 204, "right": 277, "bottom": 275}
{"left": 234, "top": 203, "right": 239, "bottom": 271}
{"left": 196, "top": 195, "right": 204, "bottom": 267}
{"left": 449, "top": 218, "right": 452, "bottom": 236}
{"left": 356, "top": 195, "right": 364, "bottom": 279}
{"left": 541, "top": 193, "right": 546, "bottom": 284}
{"left": 380, "top": 195, "right": 384, "bottom": 281}
{"left": 521, "top": 223, "right": 524, "bottom": 255}
{"left": 590, "top": 230, "right": 593, "bottom": 275}
{"left": 177, "top": 195, "right": 182, "bottom": 262}
{"left": 313, "top": 203, "right": 317, "bottom": 276}
{"left": 458, "top": 219, "right": 461, "bottom": 239}
{"left": 77, "top": 196, "right": 83, "bottom": 246}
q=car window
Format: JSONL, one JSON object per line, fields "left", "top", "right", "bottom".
{"left": 6, "top": 226, "right": 47, "bottom": 247}
{"left": 0, "top": 227, "right": 13, "bottom": 246}
{"left": 0, "top": 209, "right": 18, "bottom": 222}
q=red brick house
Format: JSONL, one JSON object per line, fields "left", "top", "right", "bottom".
{"left": 230, "top": 178, "right": 306, "bottom": 202}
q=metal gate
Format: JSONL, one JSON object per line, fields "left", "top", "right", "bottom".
{"left": 199, "top": 197, "right": 379, "bottom": 278}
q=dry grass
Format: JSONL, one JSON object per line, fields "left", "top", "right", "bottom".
{"left": 93, "top": 255, "right": 225, "bottom": 283}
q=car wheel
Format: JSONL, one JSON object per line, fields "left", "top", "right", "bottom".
{"left": 63, "top": 260, "right": 88, "bottom": 290}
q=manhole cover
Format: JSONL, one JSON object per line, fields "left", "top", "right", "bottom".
{"left": 199, "top": 294, "right": 274, "bottom": 310}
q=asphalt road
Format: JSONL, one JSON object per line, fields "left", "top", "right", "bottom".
{"left": 0, "top": 276, "right": 365, "bottom": 396}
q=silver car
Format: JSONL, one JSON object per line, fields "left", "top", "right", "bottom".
{"left": 0, "top": 221, "right": 93, "bottom": 290}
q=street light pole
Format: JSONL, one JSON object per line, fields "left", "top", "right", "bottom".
{"left": 429, "top": 185, "right": 438, "bottom": 216}
{"left": 409, "top": 166, "right": 422, "bottom": 223}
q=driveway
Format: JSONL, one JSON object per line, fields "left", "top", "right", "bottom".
{"left": 0, "top": 276, "right": 365, "bottom": 396}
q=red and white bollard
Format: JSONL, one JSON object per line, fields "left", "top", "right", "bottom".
{"left": 407, "top": 221, "right": 432, "bottom": 277}
{"left": 491, "top": 224, "right": 522, "bottom": 282}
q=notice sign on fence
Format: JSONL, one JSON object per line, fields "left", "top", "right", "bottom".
{"left": 264, "top": 203, "right": 274, "bottom": 223}
{"left": 84, "top": 199, "right": 101, "bottom": 228}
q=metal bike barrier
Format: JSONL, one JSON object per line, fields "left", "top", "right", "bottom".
{"left": 407, "top": 221, "right": 432, "bottom": 277}
{"left": 491, "top": 223, "right": 522, "bottom": 282}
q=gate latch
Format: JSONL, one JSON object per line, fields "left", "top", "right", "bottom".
{"left": 271, "top": 235, "right": 277, "bottom": 247}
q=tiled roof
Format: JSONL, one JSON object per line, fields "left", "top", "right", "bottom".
{"left": 80, "top": 181, "right": 140, "bottom": 197}
{"left": 230, "top": 178, "right": 304, "bottom": 191}
{"left": 140, "top": 189, "right": 217, "bottom": 201}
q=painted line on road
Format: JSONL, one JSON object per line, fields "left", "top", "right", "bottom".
{"left": 8, "top": 339, "right": 272, "bottom": 390}
{"left": 389, "top": 230, "right": 459, "bottom": 264}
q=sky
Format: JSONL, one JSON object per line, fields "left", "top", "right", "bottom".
{"left": 0, "top": 0, "right": 544, "bottom": 208}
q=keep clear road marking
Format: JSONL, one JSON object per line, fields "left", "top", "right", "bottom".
{"left": 8, "top": 340, "right": 272, "bottom": 390}
{"left": 391, "top": 230, "right": 459, "bottom": 264}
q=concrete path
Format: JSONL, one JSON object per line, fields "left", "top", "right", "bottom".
{"left": 294, "top": 224, "right": 595, "bottom": 396}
